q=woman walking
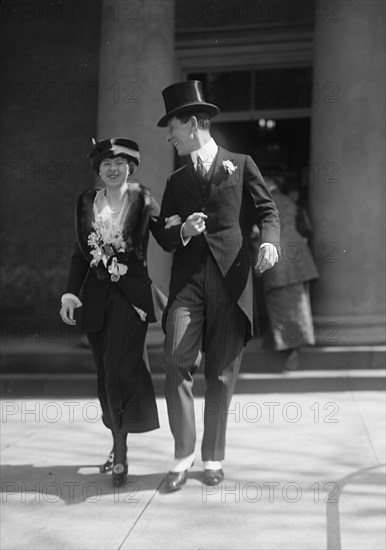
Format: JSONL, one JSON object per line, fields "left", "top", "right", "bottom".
{"left": 59, "top": 137, "right": 167, "bottom": 486}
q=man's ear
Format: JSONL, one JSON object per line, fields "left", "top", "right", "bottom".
{"left": 190, "top": 116, "right": 198, "bottom": 131}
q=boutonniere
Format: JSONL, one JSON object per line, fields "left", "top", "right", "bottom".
{"left": 222, "top": 160, "right": 237, "bottom": 175}
{"left": 88, "top": 215, "right": 129, "bottom": 282}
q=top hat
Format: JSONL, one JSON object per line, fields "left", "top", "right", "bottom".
{"left": 88, "top": 137, "right": 140, "bottom": 172}
{"left": 157, "top": 81, "right": 220, "bottom": 127}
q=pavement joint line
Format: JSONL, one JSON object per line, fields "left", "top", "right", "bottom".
{"left": 350, "top": 389, "right": 382, "bottom": 464}
{"left": 0, "top": 432, "right": 35, "bottom": 452}
{"left": 325, "top": 463, "right": 386, "bottom": 550}
{"left": 117, "top": 475, "right": 167, "bottom": 550}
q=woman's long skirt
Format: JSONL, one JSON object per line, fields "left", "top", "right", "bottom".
{"left": 87, "top": 285, "right": 159, "bottom": 434}
{"left": 264, "top": 282, "right": 316, "bottom": 351}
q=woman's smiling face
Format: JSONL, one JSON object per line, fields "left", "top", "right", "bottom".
{"left": 99, "top": 156, "right": 130, "bottom": 187}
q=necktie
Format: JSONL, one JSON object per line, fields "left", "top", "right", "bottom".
{"left": 196, "top": 156, "right": 210, "bottom": 200}
{"left": 196, "top": 156, "right": 207, "bottom": 180}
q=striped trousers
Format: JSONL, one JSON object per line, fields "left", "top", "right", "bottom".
{"left": 164, "top": 253, "right": 247, "bottom": 461}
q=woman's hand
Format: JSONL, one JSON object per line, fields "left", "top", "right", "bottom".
{"left": 165, "top": 214, "right": 182, "bottom": 229}
{"left": 59, "top": 301, "right": 77, "bottom": 326}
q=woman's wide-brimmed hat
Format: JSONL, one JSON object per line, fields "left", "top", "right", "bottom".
{"left": 88, "top": 137, "right": 140, "bottom": 172}
{"left": 157, "top": 81, "right": 220, "bottom": 127}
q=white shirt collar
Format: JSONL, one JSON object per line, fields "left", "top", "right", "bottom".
{"left": 191, "top": 138, "right": 218, "bottom": 169}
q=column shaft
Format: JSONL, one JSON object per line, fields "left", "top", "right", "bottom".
{"left": 97, "top": 0, "right": 177, "bottom": 295}
{"left": 309, "top": 0, "right": 385, "bottom": 344}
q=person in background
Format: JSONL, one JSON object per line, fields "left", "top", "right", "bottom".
{"left": 59, "top": 138, "right": 168, "bottom": 487}
{"left": 260, "top": 172, "right": 319, "bottom": 369}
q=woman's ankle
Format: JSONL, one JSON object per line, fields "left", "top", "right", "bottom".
{"left": 113, "top": 434, "right": 127, "bottom": 464}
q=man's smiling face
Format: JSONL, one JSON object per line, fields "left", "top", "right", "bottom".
{"left": 167, "top": 116, "right": 197, "bottom": 157}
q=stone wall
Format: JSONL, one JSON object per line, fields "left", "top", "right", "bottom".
{"left": 0, "top": 0, "right": 102, "bottom": 326}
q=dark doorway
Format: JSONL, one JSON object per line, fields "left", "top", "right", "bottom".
{"left": 211, "top": 117, "right": 311, "bottom": 203}
{"left": 211, "top": 117, "right": 312, "bottom": 342}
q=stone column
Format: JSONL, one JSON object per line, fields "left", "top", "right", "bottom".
{"left": 309, "top": 0, "right": 385, "bottom": 344}
{"left": 96, "top": 0, "right": 177, "bottom": 295}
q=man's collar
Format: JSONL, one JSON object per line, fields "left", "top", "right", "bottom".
{"left": 190, "top": 138, "right": 218, "bottom": 165}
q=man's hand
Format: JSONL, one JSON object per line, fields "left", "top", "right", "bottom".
{"left": 255, "top": 243, "right": 278, "bottom": 274}
{"left": 165, "top": 214, "right": 182, "bottom": 229}
{"left": 181, "top": 212, "right": 208, "bottom": 238}
{"left": 59, "top": 301, "right": 77, "bottom": 326}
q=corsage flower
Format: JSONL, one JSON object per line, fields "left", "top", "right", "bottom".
{"left": 108, "top": 257, "right": 128, "bottom": 282}
{"left": 222, "top": 160, "right": 237, "bottom": 175}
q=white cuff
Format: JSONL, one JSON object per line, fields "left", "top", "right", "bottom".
{"left": 61, "top": 293, "right": 82, "bottom": 308}
{"left": 180, "top": 223, "right": 191, "bottom": 246}
{"left": 133, "top": 305, "right": 147, "bottom": 322}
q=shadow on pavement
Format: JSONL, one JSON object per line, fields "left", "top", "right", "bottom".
{"left": 0, "top": 464, "right": 168, "bottom": 505}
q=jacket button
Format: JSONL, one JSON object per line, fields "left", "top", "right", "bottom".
{"left": 202, "top": 206, "right": 206, "bottom": 212}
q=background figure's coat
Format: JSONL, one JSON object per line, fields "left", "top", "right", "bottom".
{"left": 262, "top": 190, "right": 319, "bottom": 293}
{"left": 261, "top": 188, "right": 319, "bottom": 351}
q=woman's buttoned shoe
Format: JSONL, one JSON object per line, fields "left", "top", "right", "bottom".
{"left": 101, "top": 450, "right": 114, "bottom": 473}
{"left": 112, "top": 463, "right": 128, "bottom": 487}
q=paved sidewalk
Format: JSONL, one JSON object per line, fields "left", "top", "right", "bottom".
{"left": 1, "top": 381, "right": 385, "bottom": 549}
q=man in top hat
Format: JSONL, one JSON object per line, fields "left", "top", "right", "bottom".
{"left": 156, "top": 81, "right": 280, "bottom": 491}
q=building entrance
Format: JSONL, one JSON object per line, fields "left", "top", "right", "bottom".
{"left": 211, "top": 117, "right": 311, "bottom": 203}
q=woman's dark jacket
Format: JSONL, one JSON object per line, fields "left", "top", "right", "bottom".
{"left": 65, "top": 183, "right": 164, "bottom": 332}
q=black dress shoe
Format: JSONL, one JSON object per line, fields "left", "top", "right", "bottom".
{"left": 203, "top": 469, "right": 224, "bottom": 486}
{"left": 101, "top": 451, "right": 114, "bottom": 473}
{"left": 164, "top": 470, "right": 188, "bottom": 492}
{"left": 112, "top": 463, "right": 128, "bottom": 487}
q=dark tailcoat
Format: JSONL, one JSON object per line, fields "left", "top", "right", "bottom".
{"left": 155, "top": 147, "right": 281, "bottom": 342}
{"left": 65, "top": 183, "right": 164, "bottom": 332}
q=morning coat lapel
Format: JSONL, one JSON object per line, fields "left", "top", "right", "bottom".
{"left": 180, "top": 158, "right": 203, "bottom": 205}
{"left": 206, "top": 147, "right": 236, "bottom": 203}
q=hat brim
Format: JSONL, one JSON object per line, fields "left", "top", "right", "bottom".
{"left": 157, "top": 102, "right": 220, "bottom": 127}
